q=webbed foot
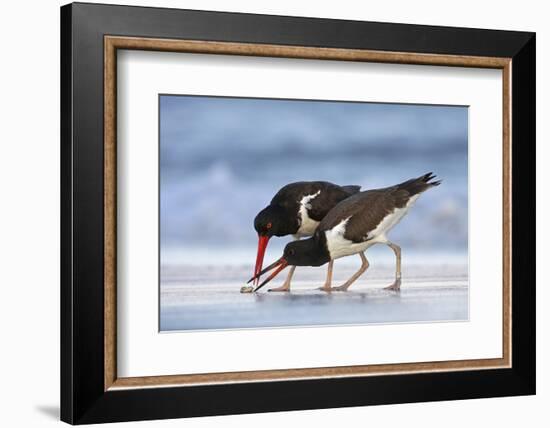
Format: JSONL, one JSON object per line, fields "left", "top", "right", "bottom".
{"left": 329, "top": 285, "right": 350, "bottom": 292}
{"left": 384, "top": 278, "right": 401, "bottom": 291}
{"left": 268, "top": 284, "right": 291, "bottom": 292}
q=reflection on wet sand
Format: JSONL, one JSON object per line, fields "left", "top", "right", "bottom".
{"left": 160, "top": 264, "right": 468, "bottom": 331}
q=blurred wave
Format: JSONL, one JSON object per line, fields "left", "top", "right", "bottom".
{"left": 160, "top": 95, "right": 468, "bottom": 262}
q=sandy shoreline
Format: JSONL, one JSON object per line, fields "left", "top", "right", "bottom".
{"left": 160, "top": 263, "right": 468, "bottom": 331}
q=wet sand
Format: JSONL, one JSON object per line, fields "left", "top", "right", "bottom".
{"left": 160, "top": 264, "right": 468, "bottom": 331}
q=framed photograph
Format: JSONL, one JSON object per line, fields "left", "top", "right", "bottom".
{"left": 61, "top": 2, "right": 535, "bottom": 424}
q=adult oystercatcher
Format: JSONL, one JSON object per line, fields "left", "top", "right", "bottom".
{"left": 252, "top": 181, "right": 361, "bottom": 292}
{"left": 249, "top": 173, "right": 441, "bottom": 292}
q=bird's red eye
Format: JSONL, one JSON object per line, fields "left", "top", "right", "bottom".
{"left": 266, "top": 222, "right": 272, "bottom": 229}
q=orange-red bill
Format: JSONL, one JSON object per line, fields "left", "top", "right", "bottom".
{"left": 253, "top": 235, "right": 270, "bottom": 286}
{"left": 253, "top": 257, "right": 288, "bottom": 292}
{"left": 248, "top": 255, "right": 282, "bottom": 284}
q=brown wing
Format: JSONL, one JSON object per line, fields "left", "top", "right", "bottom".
{"left": 271, "top": 181, "right": 361, "bottom": 221}
{"left": 317, "top": 187, "right": 411, "bottom": 243}
{"left": 307, "top": 182, "right": 361, "bottom": 221}
{"left": 317, "top": 173, "right": 441, "bottom": 243}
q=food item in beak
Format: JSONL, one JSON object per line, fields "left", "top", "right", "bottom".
{"left": 240, "top": 285, "right": 254, "bottom": 293}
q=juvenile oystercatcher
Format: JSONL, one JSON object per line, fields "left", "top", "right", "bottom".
{"left": 252, "top": 181, "right": 361, "bottom": 291}
{"left": 249, "top": 173, "right": 441, "bottom": 292}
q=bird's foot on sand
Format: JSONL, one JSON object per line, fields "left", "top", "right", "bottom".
{"left": 384, "top": 278, "right": 401, "bottom": 291}
{"left": 317, "top": 284, "right": 333, "bottom": 292}
{"left": 268, "top": 285, "right": 291, "bottom": 292}
{"left": 328, "top": 285, "right": 350, "bottom": 292}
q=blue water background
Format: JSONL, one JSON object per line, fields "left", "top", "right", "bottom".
{"left": 160, "top": 95, "right": 468, "bottom": 264}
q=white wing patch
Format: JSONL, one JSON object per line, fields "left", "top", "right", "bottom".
{"left": 325, "top": 195, "right": 420, "bottom": 260}
{"left": 365, "top": 194, "right": 420, "bottom": 241}
{"left": 295, "top": 191, "right": 321, "bottom": 237}
{"left": 325, "top": 217, "right": 373, "bottom": 260}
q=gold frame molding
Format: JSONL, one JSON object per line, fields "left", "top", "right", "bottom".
{"left": 104, "top": 35, "right": 512, "bottom": 391}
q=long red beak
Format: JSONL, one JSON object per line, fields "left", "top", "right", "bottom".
{"left": 247, "top": 257, "right": 289, "bottom": 292}
{"left": 253, "top": 235, "right": 270, "bottom": 286}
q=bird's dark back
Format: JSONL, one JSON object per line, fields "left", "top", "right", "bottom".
{"left": 317, "top": 173, "right": 440, "bottom": 242}
{"left": 317, "top": 190, "right": 391, "bottom": 233}
{"left": 271, "top": 181, "right": 361, "bottom": 222}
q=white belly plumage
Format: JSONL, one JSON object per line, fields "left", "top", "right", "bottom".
{"left": 325, "top": 218, "right": 374, "bottom": 260}
{"left": 325, "top": 195, "right": 419, "bottom": 260}
{"left": 295, "top": 191, "right": 321, "bottom": 237}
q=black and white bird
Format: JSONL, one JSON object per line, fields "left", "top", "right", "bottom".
{"left": 249, "top": 173, "right": 441, "bottom": 292}
{"left": 252, "top": 181, "right": 361, "bottom": 292}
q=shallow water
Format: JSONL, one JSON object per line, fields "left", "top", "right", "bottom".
{"left": 160, "top": 264, "right": 468, "bottom": 331}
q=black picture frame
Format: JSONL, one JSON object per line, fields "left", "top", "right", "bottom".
{"left": 61, "top": 2, "right": 535, "bottom": 424}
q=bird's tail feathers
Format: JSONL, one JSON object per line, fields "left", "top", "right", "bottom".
{"left": 398, "top": 172, "right": 441, "bottom": 195}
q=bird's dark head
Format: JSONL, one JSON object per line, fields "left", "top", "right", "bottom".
{"left": 248, "top": 234, "right": 330, "bottom": 291}
{"left": 252, "top": 204, "right": 297, "bottom": 287}
{"left": 254, "top": 205, "right": 296, "bottom": 238}
{"left": 283, "top": 237, "right": 330, "bottom": 267}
